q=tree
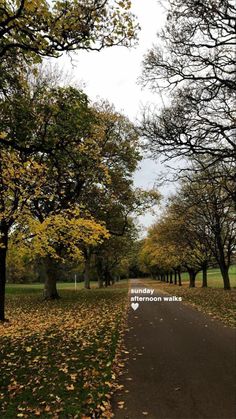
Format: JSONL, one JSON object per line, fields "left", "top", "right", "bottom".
{"left": 0, "top": 0, "right": 139, "bottom": 59}
{"left": 0, "top": 149, "right": 46, "bottom": 321}
{"left": 177, "top": 168, "right": 236, "bottom": 289}
{"left": 0, "top": 71, "right": 102, "bottom": 297}
{"left": 76, "top": 102, "right": 160, "bottom": 288}
{"left": 139, "top": 191, "right": 215, "bottom": 288}
{"left": 140, "top": 0, "right": 236, "bottom": 193}
{"left": 94, "top": 218, "right": 139, "bottom": 287}
{"left": 12, "top": 208, "right": 109, "bottom": 298}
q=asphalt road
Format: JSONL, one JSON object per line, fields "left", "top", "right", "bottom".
{"left": 112, "top": 279, "right": 236, "bottom": 419}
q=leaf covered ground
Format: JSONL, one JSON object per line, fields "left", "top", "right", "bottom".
{"left": 144, "top": 280, "right": 236, "bottom": 328}
{"left": 0, "top": 283, "right": 128, "bottom": 418}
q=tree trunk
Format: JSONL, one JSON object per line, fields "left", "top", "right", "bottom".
{"left": 215, "top": 228, "right": 231, "bottom": 290}
{"left": 96, "top": 259, "right": 104, "bottom": 288}
{"left": 169, "top": 271, "right": 173, "bottom": 284}
{"left": 0, "top": 247, "right": 7, "bottom": 321}
{"left": 188, "top": 269, "right": 196, "bottom": 288}
{"left": 219, "top": 263, "right": 231, "bottom": 290}
{"left": 166, "top": 272, "right": 169, "bottom": 283}
{"left": 44, "top": 257, "right": 60, "bottom": 299}
{"left": 84, "top": 251, "right": 91, "bottom": 289}
{"left": 202, "top": 262, "right": 208, "bottom": 288}
{"left": 178, "top": 270, "right": 182, "bottom": 286}
{"left": 105, "top": 270, "right": 111, "bottom": 287}
{"left": 0, "top": 228, "right": 8, "bottom": 321}
{"left": 174, "top": 270, "right": 177, "bottom": 285}
{"left": 98, "top": 276, "right": 103, "bottom": 288}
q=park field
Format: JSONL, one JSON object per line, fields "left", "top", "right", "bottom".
{"left": 0, "top": 282, "right": 129, "bottom": 418}
{"left": 180, "top": 264, "right": 236, "bottom": 288}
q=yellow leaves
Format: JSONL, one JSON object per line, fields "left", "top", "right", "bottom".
{"left": 0, "top": 149, "right": 46, "bottom": 224}
{"left": 0, "top": 131, "right": 7, "bottom": 139}
{"left": 117, "top": 400, "right": 125, "bottom": 409}
{"left": 0, "top": 285, "right": 129, "bottom": 418}
{"left": 17, "top": 207, "right": 109, "bottom": 262}
{"left": 25, "top": 346, "right": 32, "bottom": 352}
{"left": 66, "top": 383, "right": 75, "bottom": 391}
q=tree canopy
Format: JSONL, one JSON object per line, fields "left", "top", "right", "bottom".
{"left": 0, "top": 0, "right": 139, "bottom": 59}
{"left": 140, "top": 0, "right": 236, "bottom": 185}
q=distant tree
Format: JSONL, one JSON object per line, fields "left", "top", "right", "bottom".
{"left": 94, "top": 219, "right": 138, "bottom": 287}
{"left": 177, "top": 169, "right": 236, "bottom": 290}
{"left": 141, "top": 213, "right": 205, "bottom": 287}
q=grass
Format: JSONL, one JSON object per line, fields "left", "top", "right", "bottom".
{"left": 0, "top": 282, "right": 129, "bottom": 418}
{"left": 180, "top": 264, "right": 236, "bottom": 288}
{"left": 5, "top": 281, "right": 97, "bottom": 294}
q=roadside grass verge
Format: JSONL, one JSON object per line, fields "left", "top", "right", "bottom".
{"left": 143, "top": 279, "right": 236, "bottom": 328}
{"left": 0, "top": 283, "right": 128, "bottom": 418}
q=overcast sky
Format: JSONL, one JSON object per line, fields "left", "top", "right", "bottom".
{"left": 54, "top": 0, "right": 173, "bottom": 233}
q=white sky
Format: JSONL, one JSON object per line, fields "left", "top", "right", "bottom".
{"left": 53, "top": 0, "right": 173, "bottom": 233}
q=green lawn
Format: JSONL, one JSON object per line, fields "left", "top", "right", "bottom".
{"left": 180, "top": 265, "right": 236, "bottom": 288}
{"left": 5, "top": 281, "right": 93, "bottom": 294}
{"left": 0, "top": 282, "right": 128, "bottom": 418}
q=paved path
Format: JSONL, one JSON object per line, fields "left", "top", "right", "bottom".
{"left": 112, "top": 279, "right": 236, "bottom": 419}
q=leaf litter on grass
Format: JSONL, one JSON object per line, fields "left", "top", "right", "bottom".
{"left": 0, "top": 286, "right": 128, "bottom": 418}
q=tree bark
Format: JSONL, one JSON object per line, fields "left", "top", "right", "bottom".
{"left": 96, "top": 259, "right": 104, "bottom": 288}
{"left": 44, "top": 257, "right": 60, "bottom": 299}
{"left": 178, "top": 269, "right": 182, "bottom": 286}
{"left": 84, "top": 251, "right": 91, "bottom": 289}
{"left": 105, "top": 269, "right": 111, "bottom": 287}
{"left": 0, "top": 247, "right": 7, "bottom": 321}
{"left": 0, "top": 227, "right": 8, "bottom": 321}
{"left": 174, "top": 269, "right": 177, "bottom": 285}
{"left": 166, "top": 272, "right": 169, "bottom": 283}
{"left": 215, "top": 223, "right": 231, "bottom": 290}
{"left": 202, "top": 262, "right": 208, "bottom": 288}
{"left": 219, "top": 263, "right": 231, "bottom": 290}
{"left": 188, "top": 269, "right": 196, "bottom": 288}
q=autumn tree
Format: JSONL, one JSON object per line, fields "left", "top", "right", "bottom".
{"left": 12, "top": 208, "right": 109, "bottom": 296}
{"left": 0, "top": 0, "right": 139, "bottom": 153}
{"left": 94, "top": 220, "right": 138, "bottom": 287}
{"left": 140, "top": 192, "right": 215, "bottom": 288}
{"left": 0, "top": 0, "right": 139, "bottom": 59}
{"left": 0, "top": 149, "right": 46, "bottom": 321}
{"left": 76, "top": 102, "right": 160, "bottom": 288}
{"left": 0, "top": 70, "right": 109, "bottom": 304}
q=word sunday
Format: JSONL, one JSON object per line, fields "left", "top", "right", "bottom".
{"left": 131, "top": 288, "right": 155, "bottom": 295}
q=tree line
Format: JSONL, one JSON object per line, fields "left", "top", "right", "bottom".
{"left": 138, "top": 165, "right": 235, "bottom": 289}
{"left": 137, "top": 0, "right": 235, "bottom": 288}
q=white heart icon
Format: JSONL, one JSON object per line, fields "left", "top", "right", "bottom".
{"left": 131, "top": 303, "right": 139, "bottom": 311}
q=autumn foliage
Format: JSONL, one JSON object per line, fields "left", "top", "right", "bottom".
{"left": 0, "top": 284, "right": 128, "bottom": 418}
